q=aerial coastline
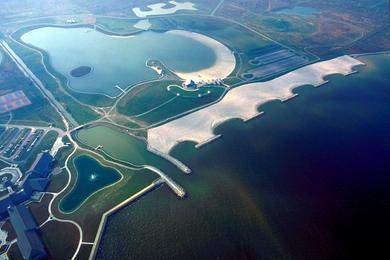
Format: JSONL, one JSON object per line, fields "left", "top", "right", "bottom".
{"left": 0, "top": 1, "right": 389, "bottom": 259}
{"left": 148, "top": 55, "right": 364, "bottom": 156}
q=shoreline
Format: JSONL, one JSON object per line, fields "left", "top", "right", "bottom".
{"left": 167, "top": 30, "right": 236, "bottom": 82}
{"left": 147, "top": 55, "right": 365, "bottom": 155}
{"left": 17, "top": 25, "right": 235, "bottom": 98}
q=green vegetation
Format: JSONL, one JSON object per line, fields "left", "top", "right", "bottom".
{"left": 7, "top": 34, "right": 102, "bottom": 122}
{"left": 117, "top": 80, "right": 178, "bottom": 117}
{"left": 167, "top": 84, "right": 225, "bottom": 98}
{"left": 0, "top": 49, "right": 65, "bottom": 128}
{"left": 41, "top": 221, "right": 80, "bottom": 260}
{"left": 137, "top": 87, "right": 225, "bottom": 124}
{"left": 247, "top": 13, "right": 316, "bottom": 34}
{"left": 153, "top": 15, "right": 273, "bottom": 52}
{"left": 116, "top": 80, "right": 226, "bottom": 125}
{"left": 96, "top": 17, "right": 141, "bottom": 34}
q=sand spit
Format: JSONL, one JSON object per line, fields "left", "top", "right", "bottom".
{"left": 167, "top": 30, "right": 236, "bottom": 82}
{"left": 134, "top": 19, "right": 152, "bottom": 30}
{"left": 148, "top": 55, "right": 364, "bottom": 155}
{"left": 133, "top": 1, "right": 197, "bottom": 18}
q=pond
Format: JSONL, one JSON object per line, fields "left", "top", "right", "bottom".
{"left": 60, "top": 155, "right": 121, "bottom": 213}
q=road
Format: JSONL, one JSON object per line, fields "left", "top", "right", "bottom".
{"left": 0, "top": 40, "right": 78, "bottom": 129}
{"left": 211, "top": 0, "right": 225, "bottom": 16}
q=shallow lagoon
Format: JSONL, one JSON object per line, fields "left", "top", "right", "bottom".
{"left": 60, "top": 155, "right": 121, "bottom": 213}
{"left": 21, "top": 27, "right": 223, "bottom": 97}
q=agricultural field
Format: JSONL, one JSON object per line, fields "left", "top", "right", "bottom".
{"left": 217, "top": 0, "right": 389, "bottom": 58}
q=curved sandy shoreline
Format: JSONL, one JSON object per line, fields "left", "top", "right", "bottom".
{"left": 147, "top": 55, "right": 364, "bottom": 155}
{"left": 133, "top": 1, "right": 197, "bottom": 18}
{"left": 166, "top": 30, "right": 236, "bottom": 82}
{"left": 20, "top": 25, "right": 235, "bottom": 98}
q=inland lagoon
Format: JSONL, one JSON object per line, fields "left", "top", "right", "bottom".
{"left": 75, "top": 124, "right": 186, "bottom": 175}
{"left": 97, "top": 54, "right": 390, "bottom": 259}
{"left": 60, "top": 155, "right": 122, "bottom": 213}
{"left": 20, "top": 27, "right": 235, "bottom": 97}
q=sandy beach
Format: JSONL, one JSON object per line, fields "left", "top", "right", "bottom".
{"left": 167, "top": 30, "right": 236, "bottom": 82}
{"left": 147, "top": 55, "right": 364, "bottom": 155}
{"left": 133, "top": 1, "right": 197, "bottom": 18}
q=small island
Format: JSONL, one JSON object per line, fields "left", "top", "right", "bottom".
{"left": 70, "top": 66, "right": 92, "bottom": 77}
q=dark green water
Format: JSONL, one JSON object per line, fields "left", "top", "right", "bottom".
{"left": 97, "top": 54, "right": 390, "bottom": 259}
{"left": 60, "top": 155, "right": 121, "bottom": 213}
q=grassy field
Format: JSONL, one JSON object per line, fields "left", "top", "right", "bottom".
{"left": 117, "top": 80, "right": 178, "bottom": 117}
{"left": 217, "top": 0, "right": 389, "bottom": 58}
{"left": 116, "top": 80, "right": 227, "bottom": 126}
{"left": 41, "top": 220, "right": 80, "bottom": 259}
{"left": 28, "top": 193, "right": 53, "bottom": 225}
{"left": 152, "top": 15, "right": 273, "bottom": 53}
{"left": 136, "top": 88, "right": 225, "bottom": 125}
{"left": 96, "top": 17, "right": 142, "bottom": 34}
{"left": 7, "top": 31, "right": 100, "bottom": 124}
{"left": 168, "top": 84, "right": 226, "bottom": 98}
{"left": 0, "top": 48, "right": 65, "bottom": 128}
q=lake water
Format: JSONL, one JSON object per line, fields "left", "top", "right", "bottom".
{"left": 96, "top": 54, "right": 390, "bottom": 259}
{"left": 21, "top": 27, "right": 218, "bottom": 97}
{"left": 274, "top": 6, "right": 321, "bottom": 17}
{"left": 60, "top": 155, "right": 121, "bottom": 213}
{"left": 76, "top": 125, "right": 185, "bottom": 174}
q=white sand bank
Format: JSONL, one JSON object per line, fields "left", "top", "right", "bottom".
{"left": 148, "top": 55, "right": 364, "bottom": 155}
{"left": 133, "top": 1, "right": 197, "bottom": 18}
{"left": 134, "top": 19, "right": 152, "bottom": 30}
{"left": 167, "top": 30, "right": 236, "bottom": 82}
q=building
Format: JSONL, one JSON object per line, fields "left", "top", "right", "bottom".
{"left": 0, "top": 152, "right": 55, "bottom": 217}
{"left": 27, "top": 152, "right": 55, "bottom": 179}
{"left": 183, "top": 79, "right": 198, "bottom": 90}
{"left": 0, "top": 195, "right": 12, "bottom": 218}
{"left": 8, "top": 205, "right": 47, "bottom": 259}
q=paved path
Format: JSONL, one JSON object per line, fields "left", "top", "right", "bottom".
{"left": 211, "top": 0, "right": 225, "bottom": 16}
{"left": 0, "top": 41, "right": 78, "bottom": 128}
